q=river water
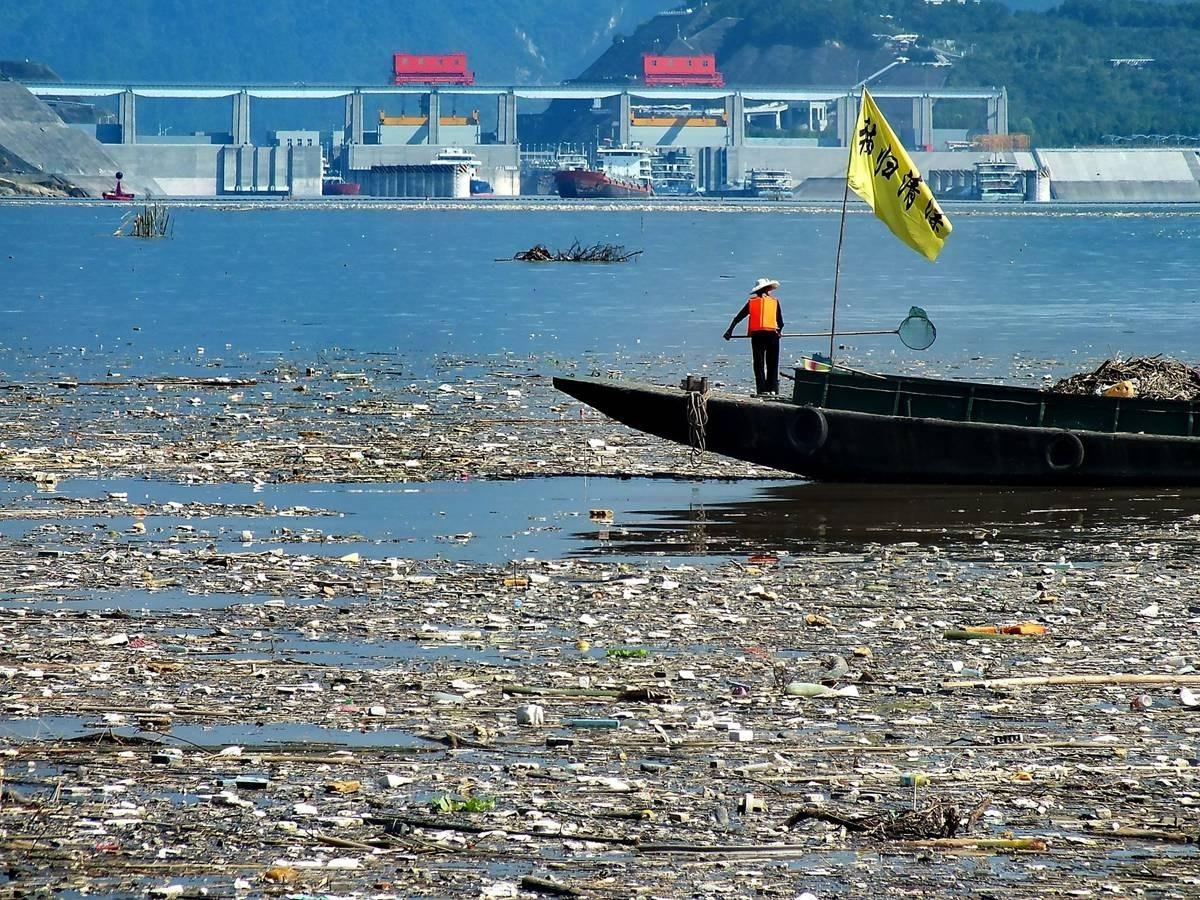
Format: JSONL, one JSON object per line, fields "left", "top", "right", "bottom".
{"left": 3, "top": 200, "right": 1200, "bottom": 560}
{"left": 3, "top": 202, "right": 1200, "bottom": 374}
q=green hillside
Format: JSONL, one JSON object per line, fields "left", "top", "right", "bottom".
{"left": 604, "top": 0, "right": 1200, "bottom": 145}
{"left": 931, "top": 0, "right": 1200, "bottom": 143}
{"left": 4, "top": 0, "right": 1197, "bottom": 144}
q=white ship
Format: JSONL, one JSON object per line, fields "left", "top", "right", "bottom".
{"left": 975, "top": 156, "right": 1026, "bottom": 202}
{"left": 748, "top": 167, "right": 793, "bottom": 199}
{"left": 432, "top": 147, "right": 492, "bottom": 195}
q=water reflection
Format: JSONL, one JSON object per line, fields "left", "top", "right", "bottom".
{"left": 0, "top": 716, "right": 427, "bottom": 750}
{"left": 10, "top": 476, "right": 1200, "bottom": 563}
{"left": 574, "top": 483, "right": 1200, "bottom": 557}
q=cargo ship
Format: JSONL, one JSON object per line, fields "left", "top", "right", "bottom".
{"left": 321, "top": 177, "right": 361, "bottom": 196}
{"left": 553, "top": 146, "right": 653, "bottom": 198}
{"left": 321, "top": 155, "right": 360, "bottom": 196}
{"left": 650, "top": 148, "right": 698, "bottom": 195}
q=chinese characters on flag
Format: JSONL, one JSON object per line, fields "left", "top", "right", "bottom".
{"left": 847, "top": 89, "right": 952, "bottom": 261}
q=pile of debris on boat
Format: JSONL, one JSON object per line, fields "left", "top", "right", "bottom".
{"left": 1049, "top": 355, "right": 1200, "bottom": 401}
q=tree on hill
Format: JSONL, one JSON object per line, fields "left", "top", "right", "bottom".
{"left": 599, "top": 0, "right": 1200, "bottom": 144}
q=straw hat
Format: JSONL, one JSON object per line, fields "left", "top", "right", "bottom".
{"left": 751, "top": 277, "right": 780, "bottom": 294}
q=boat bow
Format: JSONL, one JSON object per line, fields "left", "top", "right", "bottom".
{"left": 553, "top": 372, "right": 1200, "bottom": 486}
{"left": 553, "top": 376, "right": 825, "bottom": 474}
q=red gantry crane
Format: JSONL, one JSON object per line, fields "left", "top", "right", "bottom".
{"left": 392, "top": 53, "right": 475, "bottom": 85}
{"left": 641, "top": 53, "right": 724, "bottom": 87}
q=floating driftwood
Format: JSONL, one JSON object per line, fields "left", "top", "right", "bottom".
{"left": 505, "top": 240, "right": 642, "bottom": 263}
{"left": 787, "top": 798, "right": 991, "bottom": 840}
{"left": 115, "top": 203, "right": 172, "bottom": 238}
{"left": 1049, "top": 355, "right": 1200, "bottom": 401}
{"left": 54, "top": 376, "right": 257, "bottom": 389}
{"left": 941, "top": 672, "right": 1200, "bottom": 691}
{"left": 894, "top": 837, "right": 1050, "bottom": 851}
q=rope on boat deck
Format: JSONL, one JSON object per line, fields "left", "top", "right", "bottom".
{"left": 686, "top": 387, "right": 709, "bottom": 464}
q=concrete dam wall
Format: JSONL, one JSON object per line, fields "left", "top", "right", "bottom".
{"left": 100, "top": 145, "right": 322, "bottom": 198}
{"left": 3, "top": 75, "right": 1200, "bottom": 201}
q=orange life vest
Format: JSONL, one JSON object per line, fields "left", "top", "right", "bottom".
{"left": 747, "top": 296, "right": 779, "bottom": 334}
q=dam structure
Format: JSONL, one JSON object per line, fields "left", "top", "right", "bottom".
{"left": 20, "top": 80, "right": 1003, "bottom": 198}
{"left": 10, "top": 79, "right": 1200, "bottom": 201}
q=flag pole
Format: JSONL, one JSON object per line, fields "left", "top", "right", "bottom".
{"left": 829, "top": 90, "right": 857, "bottom": 364}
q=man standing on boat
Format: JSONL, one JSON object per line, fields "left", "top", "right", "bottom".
{"left": 724, "top": 277, "right": 784, "bottom": 395}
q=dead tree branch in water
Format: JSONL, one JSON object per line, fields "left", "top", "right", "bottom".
{"left": 505, "top": 240, "right": 641, "bottom": 263}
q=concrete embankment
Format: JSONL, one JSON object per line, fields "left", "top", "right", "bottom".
{"left": 0, "top": 82, "right": 161, "bottom": 197}
{"left": 1032, "top": 148, "right": 1200, "bottom": 202}
{"left": 759, "top": 145, "right": 1200, "bottom": 203}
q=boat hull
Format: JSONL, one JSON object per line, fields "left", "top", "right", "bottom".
{"left": 552, "top": 375, "right": 1200, "bottom": 486}
{"left": 553, "top": 169, "right": 652, "bottom": 199}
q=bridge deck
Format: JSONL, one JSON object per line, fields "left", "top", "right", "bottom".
{"left": 24, "top": 82, "right": 1004, "bottom": 103}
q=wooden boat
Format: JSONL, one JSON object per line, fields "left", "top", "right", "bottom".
{"left": 553, "top": 366, "right": 1200, "bottom": 486}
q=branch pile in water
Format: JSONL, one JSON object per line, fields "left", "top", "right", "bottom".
{"left": 511, "top": 240, "right": 642, "bottom": 263}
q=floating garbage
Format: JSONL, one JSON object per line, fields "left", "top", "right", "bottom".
{"left": 2, "top": 349, "right": 1200, "bottom": 897}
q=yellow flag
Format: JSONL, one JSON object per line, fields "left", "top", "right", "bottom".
{"left": 847, "top": 89, "right": 952, "bottom": 261}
